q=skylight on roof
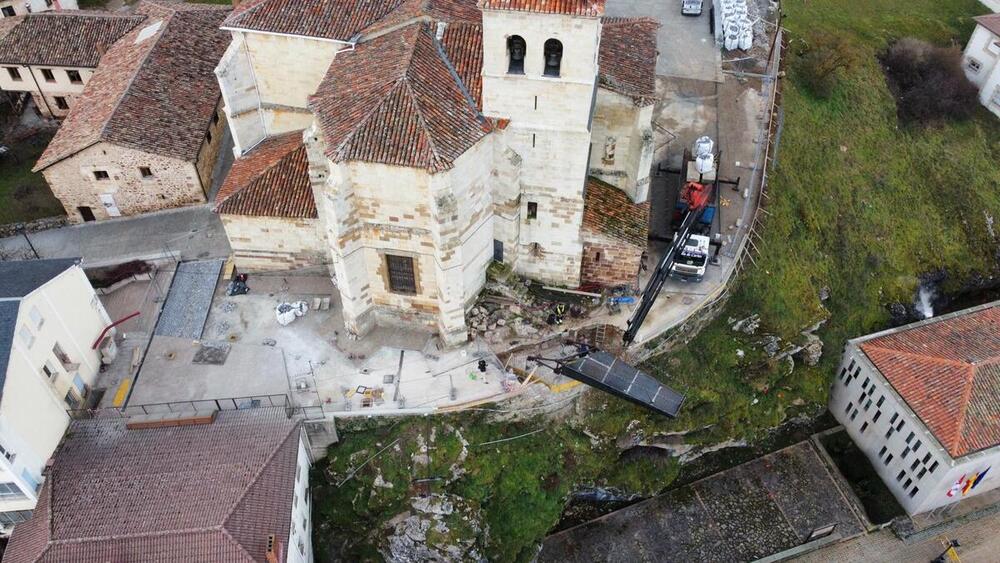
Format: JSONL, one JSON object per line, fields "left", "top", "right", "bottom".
{"left": 134, "top": 21, "right": 163, "bottom": 44}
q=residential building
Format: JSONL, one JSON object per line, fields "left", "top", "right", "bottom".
{"left": 2, "top": 408, "right": 314, "bottom": 562}
{"left": 33, "top": 0, "right": 230, "bottom": 223}
{"left": 0, "top": 12, "right": 143, "bottom": 118}
{"left": 0, "top": 0, "right": 78, "bottom": 19}
{"left": 963, "top": 13, "right": 1000, "bottom": 119}
{"left": 0, "top": 259, "right": 112, "bottom": 535}
{"left": 829, "top": 301, "right": 1000, "bottom": 515}
{"left": 213, "top": 0, "right": 658, "bottom": 345}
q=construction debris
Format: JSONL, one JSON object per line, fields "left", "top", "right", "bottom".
{"left": 275, "top": 301, "right": 308, "bottom": 326}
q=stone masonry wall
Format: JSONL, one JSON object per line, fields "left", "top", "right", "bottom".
{"left": 580, "top": 233, "right": 643, "bottom": 289}
{"left": 589, "top": 89, "right": 654, "bottom": 203}
{"left": 195, "top": 100, "right": 227, "bottom": 191}
{"left": 221, "top": 214, "right": 328, "bottom": 272}
{"left": 42, "top": 142, "right": 206, "bottom": 223}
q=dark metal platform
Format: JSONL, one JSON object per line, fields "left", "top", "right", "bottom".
{"left": 556, "top": 350, "right": 684, "bottom": 417}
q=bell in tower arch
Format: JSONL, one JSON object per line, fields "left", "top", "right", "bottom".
{"left": 507, "top": 35, "right": 526, "bottom": 74}
{"left": 543, "top": 38, "right": 563, "bottom": 77}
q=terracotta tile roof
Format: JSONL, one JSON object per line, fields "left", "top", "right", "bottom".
{"left": 309, "top": 22, "right": 489, "bottom": 173}
{"left": 442, "top": 22, "right": 484, "bottom": 107}
{"left": 215, "top": 131, "right": 317, "bottom": 218}
{"left": 222, "top": 0, "right": 479, "bottom": 41}
{"left": 859, "top": 303, "right": 1000, "bottom": 458}
{"left": 479, "top": 0, "right": 605, "bottom": 17}
{"left": 33, "top": 1, "right": 230, "bottom": 172}
{"left": 975, "top": 13, "right": 1000, "bottom": 37}
{"left": 599, "top": 17, "right": 659, "bottom": 106}
{"left": 3, "top": 408, "right": 301, "bottom": 563}
{"left": 0, "top": 12, "right": 144, "bottom": 68}
{"left": 582, "top": 176, "right": 649, "bottom": 247}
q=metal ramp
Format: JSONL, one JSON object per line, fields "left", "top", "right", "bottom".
{"left": 154, "top": 259, "right": 224, "bottom": 340}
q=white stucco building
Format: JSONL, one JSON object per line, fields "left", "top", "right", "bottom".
{"left": 0, "top": 258, "right": 112, "bottom": 534}
{"left": 213, "top": 0, "right": 659, "bottom": 345}
{"left": 963, "top": 13, "right": 1000, "bottom": 119}
{"left": 0, "top": 0, "right": 77, "bottom": 19}
{"left": 830, "top": 301, "right": 1000, "bottom": 515}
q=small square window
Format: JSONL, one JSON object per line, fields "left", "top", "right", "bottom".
{"left": 848, "top": 359, "right": 856, "bottom": 371}
{"left": 890, "top": 413, "right": 898, "bottom": 424}
{"left": 844, "top": 402, "right": 853, "bottom": 414}
{"left": 905, "top": 432, "right": 914, "bottom": 444}
{"left": 139, "top": 166, "right": 153, "bottom": 178}
{"left": 64, "top": 389, "right": 80, "bottom": 410}
{"left": 862, "top": 377, "right": 869, "bottom": 389}
{"left": 93, "top": 170, "right": 110, "bottom": 180}
{"left": 29, "top": 306, "right": 44, "bottom": 329}
{"left": 1, "top": 6, "right": 15, "bottom": 17}
{"left": 910, "top": 459, "right": 919, "bottom": 471}
{"left": 41, "top": 68, "right": 55, "bottom": 82}
{"left": 6, "top": 67, "right": 21, "bottom": 81}
{"left": 54, "top": 96, "right": 69, "bottom": 110}
{"left": 929, "top": 460, "right": 939, "bottom": 473}
{"left": 901, "top": 447, "right": 909, "bottom": 458}
{"left": 909, "top": 487, "right": 919, "bottom": 498}
{"left": 66, "top": 70, "right": 82, "bottom": 84}
{"left": 896, "top": 470, "right": 905, "bottom": 482}
{"left": 922, "top": 453, "right": 931, "bottom": 463}
{"left": 904, "top": 478, "right": 912, "bottom": 489}
{"left": 860, "top": 422, "right": 869, "bottom": 433}
{"left": 527, "top": 201, "right": 538, "bottom": 220}
{"left": 385, "top": 254, "right": 417, "bottom": 294}
{"left": 885, "top": 428, "right": 894, "bottom": 439}
{"left": 849, "top": 409, "right": 858, "bottom": 421}
{"left": 918, "top": 468, "right": 927, "bottom": 479}
{"left": 18, "top": 326, "right": 34, "bottom": 348}
{"left": 878, "top": 445, "right": 887, "bottom": 457}
{"left": 872, "top": 410, "right": 882, "bottom": 423}
{"left": 864, "top": 399, "right": 872, "bottom": 411}
{"left": 838, "top": 368, "right": 846, "bottom": 380}
{"left": 876, "top": 396, "right": 885, "bottom": 408}
{"left": 884, "top": 454, "right": 893, "bottom": 465}
{"left": 913, "top": 440, "right": 921, "bottom": 452}
{"left": 967, "top": 57, "right": 983, "bottom": 73}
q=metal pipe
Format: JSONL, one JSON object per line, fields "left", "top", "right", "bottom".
{"left": 91, "top": 310, "right": 140, "bottom": 349}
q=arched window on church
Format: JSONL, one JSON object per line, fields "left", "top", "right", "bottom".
{"left": 543, "top": 38, "right": 563, "bottom": 77}
{"left": 507, "top": 35, "right": 526, "bottom": 74}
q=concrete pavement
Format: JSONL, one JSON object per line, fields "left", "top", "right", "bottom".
{"left": 0, "top": 204, "right": 231, "bottom": 267}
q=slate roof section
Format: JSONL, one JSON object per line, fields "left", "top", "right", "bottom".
{"left": 3, "top": 408, "right": 302, "bottom": 563}
{"left": 859, "top": 302, "right": 1000, "bottom": 458}
{"left": 0, "top": 258, "right": 78, "bottom": 299}
{"left": 975, "top": 13, "right": 1000, "bottom": 37}
{"left": 309, "top": 22, "right": 489, "bottom": 173}
{"left": 222, "top": 0, "right": 480, "bottom": 41}
{"left": 599, "top": 17, "right": 659, "bottom": 106}
{"left": 478, "top": 0, "right": 605, "bottom": 17}
{"left": 0, "top": 301, "right": 20, "bottom": 399}
{"left": 215, "top": 131, "right": 316, "bottom": 218}
{"left": 582, "top": 177, "right": 649, "bottom": 247}
{"left": 0, "top": 12, "right": 144, "bottom": 68}
{"left": 33, "top": 1, "right": 230, "bottom": 172}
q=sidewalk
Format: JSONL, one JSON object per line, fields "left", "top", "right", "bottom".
{"left": 0, "top": 205, "right": 231, "bottom": 267}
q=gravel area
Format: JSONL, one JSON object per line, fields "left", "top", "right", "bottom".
{"left": 154, "top": 259, "right": 224, "bottom": 339}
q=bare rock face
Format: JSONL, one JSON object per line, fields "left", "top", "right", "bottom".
{"left": 799, "top": 333, "right": 823, "bottom": 366}
{"left": 381, "top": 494, "right": 486, "bottom": 563}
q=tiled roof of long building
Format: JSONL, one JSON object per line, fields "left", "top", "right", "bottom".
{"left": 34, "top": 1, "right": 230, "bottom": 172}
{"left": 860, "top": 302, "right": 1000, "bottom": 458}
{"left": 0, "top": 12, "right": 145, "bottom": 68}
{"left": 309, "top": 21, "right": 489, "bottom": 173}
{"left": 582, "top": 176, "right": 649, "bottom": 247}
{"left": 222, "top": 0, "right": 480, "bottom": 41}
{"left": 3, "top": 408, "right": 301, "bottom": 563}
{"left": 215, "top": 131, "right": 316, "bottom": 218}
{"left": 599, "top": 17, "right": 659, "bottom": 106}
{"left": 478, "top": 0, "right": 605, "bottom": 17}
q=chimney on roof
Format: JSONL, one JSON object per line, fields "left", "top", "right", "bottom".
{"left": 265, "top": 534, "right": 279, "bottom": 563}
{"left": 436, "top": 21, "right": 447, "bottom": 42}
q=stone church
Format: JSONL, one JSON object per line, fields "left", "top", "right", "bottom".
{"left": 213, "top": 0, "right": 658, "bottom": 345}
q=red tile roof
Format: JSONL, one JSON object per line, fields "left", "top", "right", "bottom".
{"left": 0, "top": 12, "right": 144, "bottom": 68}
{"left": 860, "top": 303, "right": 1000, "bottom": 458}
{"left": 33, "top": 1, "right": 230, "bottom": 172}
{"left": 215, "top": 131, "right": 317, "bottom": 218}
{"left": 582, "top": 176, "right": 649, "bottom": 247}
{"left": 309, "top": 22, "right": 489, "bottom": 173}
{"left": 599, "top": 17, "right": 659, "bottom": 106}
{"left": 479, "top": 0, "right": 605, "bottom": 17}
{"left": 975, "top": 13, "right": 1000, "bottom": 37}
{"left": 3, "top": 408, "right": 302, "bottom": 563}
{"left": 222, "top": 0, "right": 480, "bottom": 41}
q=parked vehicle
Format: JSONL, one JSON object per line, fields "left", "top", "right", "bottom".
{"left": 682, "top": 0, "right": 703, "bottom": 16}
{"left": 670, "top": 234, "right": 710, "bottom": 282}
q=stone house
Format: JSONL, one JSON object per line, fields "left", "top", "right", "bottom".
{"left": 33, "top": 0, "right": 230, "bottom": 223}
{"left": 830, "top": 301, "right": 1000, "bottom": 515}
{"left": 0, "top": 259, "right": 113, "bottom": 535}
{"left": 3, "top": 408, "right": 314, "bottom": 562}
{"left": 963, "top": 13, "right": 1000, "bottom": 119}
{"left": 0, "top": 12, "right": 142, "bottom": 118}
{"left": 214, "top": 0, "right": 659, "bottom": 345}
{"left": 214, "top": 130, "right": 328, "bottom": 271}
{"left": 580, "top": 177, "right": 649, "bottom": 290}
{"left": 0, "top": 0, "right": 77, "bottom": 19}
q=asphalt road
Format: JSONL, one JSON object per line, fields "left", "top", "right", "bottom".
{"left": 0, "top": 204, "right": 231, "bottom": 267}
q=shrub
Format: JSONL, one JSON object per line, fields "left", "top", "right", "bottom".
{"left": 880, "top": 38, "right": 980, "bottom": 124}
{"left": 795, "top": 31, "right": 858, "bottom": 98}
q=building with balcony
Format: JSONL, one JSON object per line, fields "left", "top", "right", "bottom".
{"left": 0, "top": 11, "right": 142, "bottom": 118}
{"left": 0, "top": 258, "right": 112, "bottom": 535}
{"left": 830, "top": 300, "right": 1000, "bottom": 515}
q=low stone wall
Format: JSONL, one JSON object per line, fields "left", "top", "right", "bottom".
{"left": 580, "top": 237, "right": 642, "bottom": 290}
{"left": 221, "top": 214, "right": 328, "bottom": 272}
{"left": 0, "top": 215, "right": 67, "bottom": 237}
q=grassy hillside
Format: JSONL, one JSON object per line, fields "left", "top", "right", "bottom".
{"left": 312, "top": 1, "right": 1000, "bottom": 560}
